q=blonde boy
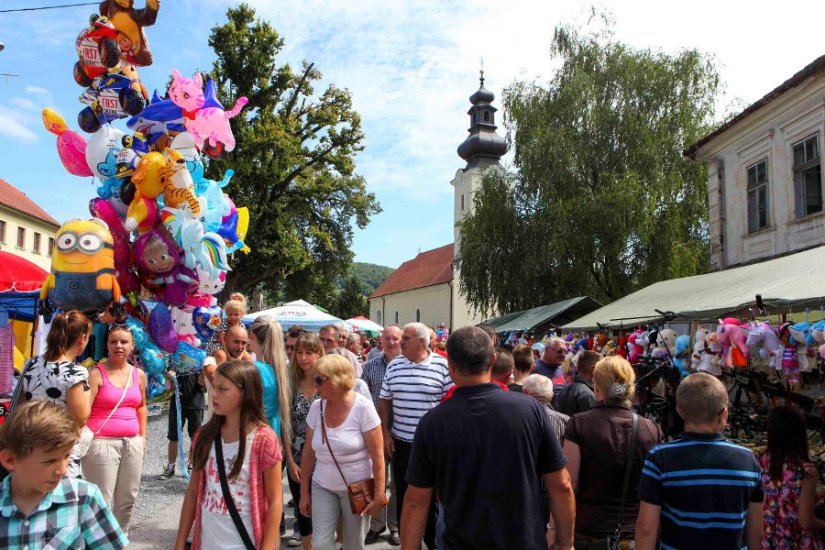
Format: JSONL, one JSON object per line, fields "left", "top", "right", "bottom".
{"left": 0, "top": 401, "right": 128, "bottom": 549}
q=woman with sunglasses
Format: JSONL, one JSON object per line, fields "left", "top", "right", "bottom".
{"left": 82, "top": 323, "right": 147, "bottom": 534}
{"left": 299, "top": 354, "right": 385, "bottom": 550}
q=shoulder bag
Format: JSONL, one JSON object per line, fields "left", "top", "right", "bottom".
{"left": 573, "top": 412, "right": 639, "bottom": 550}
{"left": 215, "top": 431, "right": 256, "bottom": 550}
{"left": 320, "top": 399, "right": 386, "bottom": 514}
{"left": 78, "top": 364, "right": 134, "bottom": 458}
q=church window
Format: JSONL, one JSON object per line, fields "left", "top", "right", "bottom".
{"left": 483, "top": 111, "right": 490, "bottom": 122}
{"left": 395, "top": 311, "right": 399, "bottom": 324}
{"left": 461, "top": 194, "right": 465, "bottom": 211}
{"left": 416, "top": 309, "right": 421, "bottom": 322}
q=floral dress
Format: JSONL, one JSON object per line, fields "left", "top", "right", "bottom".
{"left": 290, "top": 382, "right": 319, "bottom": 470}
{"left": 758, "top": 452, "right": 824, "bottom": 549}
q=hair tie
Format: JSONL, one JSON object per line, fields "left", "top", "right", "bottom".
{"left": 609, "top": 382, "right": 628, "bottom": 399}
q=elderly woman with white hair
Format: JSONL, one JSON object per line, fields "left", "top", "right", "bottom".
{"left": 522, "top": 374, "right": 570, "bottom": 443}
{"left": 561, "top": 356, "right": 664, "bottom": 544}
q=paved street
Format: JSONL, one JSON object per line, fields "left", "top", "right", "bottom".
{"left": 128, "top": 409, "right": 398, "bottom": 549}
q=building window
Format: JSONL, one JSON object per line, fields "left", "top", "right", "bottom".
{"left": 16, "top": 227, "right": 25, "bottom": 249}
{"left": 32, "top": 232, "right": 41, "bottom": 254}
{"left": 47, "top": 237, "right": 54, "bottom": 257}
{"left": 746, "top": 159, "right": 769, "bottom": 232}
{"left": 483, "top": 111, "right": 490, "bottom": 122}
{"left": 0, "top": 220, "right": 5, "bottom": 243}
{"left": 793, "top": 134, "right": 822, "bottom": 218}
{"left": 376, "top": 311, "right": 382, "bottom": 324}
{"left": 416, "top": 309, "right": 421, "bottom": 322}
{"left": 395, "top": 311, "right": 399, "bottom": 324}
{"left": 461, "top": 194, "right": 465, "bottom": 211}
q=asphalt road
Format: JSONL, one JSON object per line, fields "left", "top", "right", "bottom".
{"left": 127, "top": 408, "right": 398, "bottom": 549}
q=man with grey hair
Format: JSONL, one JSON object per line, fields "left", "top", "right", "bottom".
{"left": 402, "top": 326, "right": 574, "bottom": 550}
{"left": 535, "top": 336, "right": 568, "bottom": 404}
{"left": 319, "top": 323, "right": 362, "bottom": 376}
{"left": 379, "top": 322, "right": 451, "bottom": 549}
{"left": 522, "top": 374, "right": 570, "bottom": 443}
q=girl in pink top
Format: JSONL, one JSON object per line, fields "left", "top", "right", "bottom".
{"left": 175, "top": 360, "right": 283, "bottom": 550}
{"left": 81, "top": 324, "right": 147, "bottom": 534}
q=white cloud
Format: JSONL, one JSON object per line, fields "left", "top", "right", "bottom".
{"left": 0, "top": 107, "right": 38, "bottom": 142}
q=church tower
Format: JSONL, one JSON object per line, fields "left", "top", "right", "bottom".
{"left": 450, "top": 72, "right": 507, "bottom": 328}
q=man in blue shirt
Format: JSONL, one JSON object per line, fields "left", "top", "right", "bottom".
{"left": 534, "top": 337, "right": 568, "bottom": 404}
{"left": 636, "top": 372, "right": 763, "bottom": 550}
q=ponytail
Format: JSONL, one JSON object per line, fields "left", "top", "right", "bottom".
{"left": 44, "top": 311, "right": 91, "bottom": 362}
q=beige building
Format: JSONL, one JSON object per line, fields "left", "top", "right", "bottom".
{"left": 687, "top": 55, "right": 825, "bottom": 270}
{"left": 0, "top": 178, "right": 60, "bottom": 272}
{"left": 369, "top": 74, "right": 507, "bottom": 329}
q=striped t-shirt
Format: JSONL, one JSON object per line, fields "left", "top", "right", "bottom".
{"left": 379, "top": 352, "right": 453, "bottom": 442}
{"left": 639, "top": 432, "right": 764, "bottom": 550}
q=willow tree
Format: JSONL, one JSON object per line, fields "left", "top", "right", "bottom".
{"left": 457, "top": 21, "right": 720, "bottom": 313}
{"left": 205, "top": 4, "right": 380, "bottom": 307}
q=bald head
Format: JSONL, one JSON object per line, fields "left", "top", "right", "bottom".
{"left": 225, "top": 324, "right": 249, "bottom": 359}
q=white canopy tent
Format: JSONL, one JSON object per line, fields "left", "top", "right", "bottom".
{"left": 346, "top": 316, "right": 384, "bottom": 335}
{"left": 562, "top": 245, "right": 825, "bottom": 330}
{"left": 242, "top": 299, "right": 350, "bottom": 332}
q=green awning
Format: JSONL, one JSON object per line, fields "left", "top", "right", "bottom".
{"left": 483, "top": 296, "right": 602, "bottom": 333}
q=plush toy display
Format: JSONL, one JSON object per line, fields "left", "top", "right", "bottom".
{"left": 41, "top": 218, "right": 122, "bottom": 312}
{"left": 691, "top": 326, "right": 710, "bottom": 371}
{"left": 717, "top": 319, "right": 749, "bottom": 369}
{"left": 672, "top": 335, "right": 691, "bottom": 377}
{"left": 99, "top": 0, "right": 160, "bottom": 66}
{"left": 745, "top": 321, "right": 781, "bottom": 370}
{"left": 627, "top": 328, "right": 644, "bottom": 364}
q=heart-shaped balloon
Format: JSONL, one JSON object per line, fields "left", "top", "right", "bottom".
{"left": 140, "top": 342, "right": 166, "bottom": 375}
{"left": 192, "top": 305, "right": 225, "bottom": 341}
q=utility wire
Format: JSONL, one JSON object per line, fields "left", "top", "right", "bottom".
{"left": 0, "top": 2, "right": 98, "bottom": 13}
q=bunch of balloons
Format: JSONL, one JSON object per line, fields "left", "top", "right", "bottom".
{"left": 40, "top": 1, "right": 248, "bottom": 401}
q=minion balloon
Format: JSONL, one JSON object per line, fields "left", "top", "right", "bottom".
{"left": 41, "top": 219, "right": 121, "bottom": 312}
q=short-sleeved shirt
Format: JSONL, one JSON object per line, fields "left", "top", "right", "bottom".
{"left": 639, "top": 432, "right": 764, "bottom": 549}
{"left": 361, "top": 352, "right": 394, "bottom": 406}
{"left": 23, "top": 358, "right": 89, "bottom": 405}
{"left": 0, "top": 475, "right": 128, "bottom": 549}
{"left": 255, "top": 360, "right": 282, "bottom": 438}
{"left": 175, "top": 371, "right": 206, "bottom": 410}
{"left": 407, "top": 383, "right": 566, "bottom": 550}
{"left": 307, "top": 392, "right": 381, "bottom": 492}
{"left": 564, "top": 400, "right": 664, "bottom": 538}
{"left": 379, "top": 352, "right": 452, "bottom": 442}
{"left": 533, "top": 359, "right": 566, "bottom": 402}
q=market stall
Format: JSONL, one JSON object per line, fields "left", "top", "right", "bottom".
{"left": 243, "top": 299, "right": 351, "bottom": 332}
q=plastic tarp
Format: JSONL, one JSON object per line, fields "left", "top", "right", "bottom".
{"left": 561, "top": 245, "right": 825, "bottom": 330}
{"left": 242, "top": 299, "right": 350, "bottom": 332}
{"left": 484, "top": 296, "right": 602, "bottom": 332}
{"left": 0, "top": 291, "right": 40, "bottom": 323}
{"left": 346, "top": 316, "right": 384, "bottom": 335}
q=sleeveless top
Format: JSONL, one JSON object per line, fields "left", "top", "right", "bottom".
{"left": 87, "top": 364, "right": 142, "bottom": 437}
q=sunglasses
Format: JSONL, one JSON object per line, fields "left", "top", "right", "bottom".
{"left": 108, "top": 323, "right": 132, "bottom": 334}
{"left": 285, "top": 344, "right": 295, "bottom": 352}
{"left": 313, "top": 375, "right": 329, "bottom": 386}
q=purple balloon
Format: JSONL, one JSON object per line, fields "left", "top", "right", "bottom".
{"left": 148, "top": 303, "right": 179, "bottom": 353}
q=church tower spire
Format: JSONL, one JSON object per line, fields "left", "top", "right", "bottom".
{"left": 456, "top": 70, "right": 507, "bottom": 168}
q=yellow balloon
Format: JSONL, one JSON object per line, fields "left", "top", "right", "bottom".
{"left": 236, "top": 207, "right": 251, "bottom": 253}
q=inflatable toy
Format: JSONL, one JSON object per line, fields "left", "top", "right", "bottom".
{"left": 42, "top": 108, "right": 92, "bottom": 177}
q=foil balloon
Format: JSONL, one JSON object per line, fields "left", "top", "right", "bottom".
{"left": 140, "top": 342, "right": 166, "bottom": 375}
{"left": 173, "top": 341, "right": 205, "bottom": 374}
{"left": 170, "top": 306, "right": 199, "bottom": 347}
{"left": 192, "top": 305, "right": 225, "bottom": 341}
{"left": 123, "top": 316, "right": 149, "bottom": 350}
{"left": 148, "top": 302, "right": 178, "bottom": 353}
{"left": 42, "top": 108, "right": 92, "bottom": 177}
{"left": 99, "top": 0, "right": 160, "bottom": 66}
{"left": 86, "top": 124, "right": 125, "bottom": 181}
{"left": 147, "top": 372, "right": 173, "bottom": 402}
{"left": 89, "top": 197, "right": 140, "bottom": 296}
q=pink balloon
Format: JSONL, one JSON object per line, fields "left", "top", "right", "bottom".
{"left": 43, "top": 108, "right": 92, "bottom": 177}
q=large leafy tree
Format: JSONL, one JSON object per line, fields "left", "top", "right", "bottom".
{"left": 458, "top": 20, "right": 720, "bottom": 314}
{"left": 206, "top": 4, "right": 380, "bottom": 307}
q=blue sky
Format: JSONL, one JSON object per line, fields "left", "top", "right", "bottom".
{"left": 2, "top": 1, "right": 825, "bottom": 268}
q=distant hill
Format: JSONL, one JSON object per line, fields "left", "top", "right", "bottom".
{"left": 351, "top": 262, "right": 394, "bottom": 295}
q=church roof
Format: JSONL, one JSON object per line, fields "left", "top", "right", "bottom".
{"left": 370, "top": 244, "right": 454, "bottom": 298}
{"left": 0, "top": 178, "right": 60, "bottom": 227}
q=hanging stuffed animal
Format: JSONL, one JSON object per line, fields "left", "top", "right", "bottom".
{"left": 705, "top": 331, "right": 723, "bottom": 375}
{"left": 99, "top": 0, "right": 160, "bottom": 66}
{"left": 652, "top": 328, "right": 677, "bottom": 360}
{"left": 168, "top": 69, "right": 248, "bottom": 158}
{"left": 134, "top": 228, "right": 197, "bottom": 307}
{"left": 627, "top": 328, "right": 644, "bottom": 364}
{"left": 691, "top": 326, "right": 710, "bottom": 371}
{"left": 672, "top": 335, "right": 691, "bottom": 378}
{"left": 717, "top": 319, "right": 749, "bottom": 369}
{"left": 779, "top": 323, "right": 800, "bottom": 388}
{"left": 745, "top": 321, "right": 780, "bottom": 370}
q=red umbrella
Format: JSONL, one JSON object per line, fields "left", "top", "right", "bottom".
{"left": 0, "top": 250, "right": 48, "bottom": 292}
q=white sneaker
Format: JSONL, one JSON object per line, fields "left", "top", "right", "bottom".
{"left": 287, "top": 531, "right": 302, "bottom": 547}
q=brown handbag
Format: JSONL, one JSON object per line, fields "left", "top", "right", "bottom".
{"left": 320, "top": 400, "right": 386, "bottom": 514}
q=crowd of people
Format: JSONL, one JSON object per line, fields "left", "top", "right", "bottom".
{"left": 2, "top": 305, "right": 825, "bottom": 549}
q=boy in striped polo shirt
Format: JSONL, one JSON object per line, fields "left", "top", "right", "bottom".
{"left": 636, "top": 372, "right": 763, "bottom": 550}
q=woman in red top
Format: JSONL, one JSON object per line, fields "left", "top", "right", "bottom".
{"left": 81, "top": 323, "right": 147, "bottom": 534}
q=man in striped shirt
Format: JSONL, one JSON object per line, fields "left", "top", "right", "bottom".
{"left": 636, "top": 373, "right": 763, "bottom": 550}
{"left": 379, "top": 322, "right": 452, "bottom": 549}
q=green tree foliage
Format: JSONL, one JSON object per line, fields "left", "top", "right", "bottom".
{"left": 457, "top": 20, "right": 720, "bottom": 313}
{"left": 205, "top": 4, "right": 380, "bottom": 305}
{"left": 333, "top": 276, "right": 369, "bottom": 319}
{"left": 349, "top": 262, "right": 394, "bottom": 295}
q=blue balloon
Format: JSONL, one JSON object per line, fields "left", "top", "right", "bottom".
{"left": 173, "top": 341, "right": 206, "bottom": 374}
{"left": 192, "top": 305, "right": 225, "bottom": 341}
{"left": 124, "top": 316, "right": 149, "bottom": 351}
{"left": 140, "top": 342, "right": 166, "bottom": 375}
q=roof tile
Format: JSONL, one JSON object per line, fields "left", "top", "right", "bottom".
{"left": 370, "top": 244, "right": 454, "bottom": 298}
{"left": 0, "top": 178, "right": 60, "bottom": 227}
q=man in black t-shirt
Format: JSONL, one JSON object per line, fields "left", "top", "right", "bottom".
{"left": 158, "top": 371, "right": 205, "bottom": 480}
{"left": 402, "top": 326, "right": 575, "bottom": 550}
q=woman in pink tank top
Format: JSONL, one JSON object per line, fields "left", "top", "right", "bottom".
{"left": 81, "top": 324, "right": 147, "bottom": 534}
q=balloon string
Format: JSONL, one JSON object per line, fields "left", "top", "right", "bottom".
{"left": 0, "top": 2, "right": 98, "bottom": 13}
{"left": 173, "top": 373, "right": 190, "bottom": 481}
